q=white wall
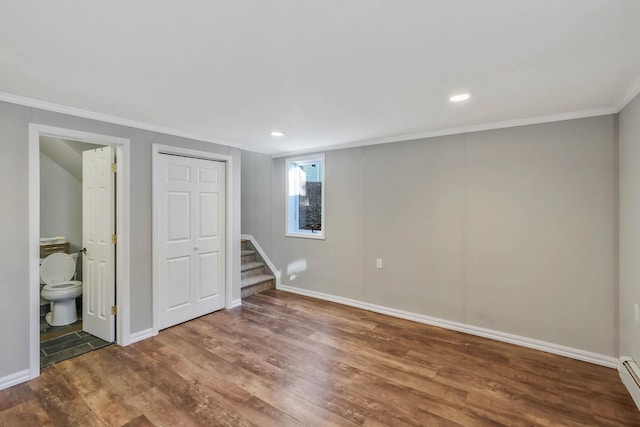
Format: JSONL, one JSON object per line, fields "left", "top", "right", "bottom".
{"left": 0, "top": 101, "right": 241, "bottom": 380}
{"left": 619, "top": 92, "right": 640, "bottom": 361}
{"left": 269, "top": 115, "right": 618, "bottom": 357}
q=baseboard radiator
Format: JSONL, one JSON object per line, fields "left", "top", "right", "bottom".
{"left": 619, "top": 357, "right": 640, "bottom": 410}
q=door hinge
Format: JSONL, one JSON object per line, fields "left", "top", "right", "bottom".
{"left": 111, "top": 305, "right": 117, "bottom": 315}
{"left": 111, "top": 162, "right": 117, "bottom": 173}
{"left": 112, "top": 234, "right": 117, "bottom": 244}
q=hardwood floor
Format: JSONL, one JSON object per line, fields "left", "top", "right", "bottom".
{"left": 1, "top": 290, "right": 639, "bottom": 426}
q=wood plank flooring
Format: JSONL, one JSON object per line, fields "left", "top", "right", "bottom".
{"left": 1, "top": 290, "right": 639, "bottom": 426}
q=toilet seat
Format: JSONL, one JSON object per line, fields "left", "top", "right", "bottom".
{"left": 41, "top": 280, "right": 82, "bottom": 300}
{"left": 40, "top": 253, "right": 77, "bottom": 285}
{"left": 47, "top": 282, "right": 80, "bottom": 290}
{"left": 40, "top": 253, "right": 82, "bottom": 297}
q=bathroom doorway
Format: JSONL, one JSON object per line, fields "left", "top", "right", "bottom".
{"left": 39, "top": 138, "right": 112, "bottom": 367}
{"left": 29, "top": 124, "right": 131, "bottom": 379}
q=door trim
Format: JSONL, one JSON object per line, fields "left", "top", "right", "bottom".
{"left": 152, "top": 144, "right": 235, "bottom": 335}
{"left": 29, "top": 124, "right": 131, "bottom": 380}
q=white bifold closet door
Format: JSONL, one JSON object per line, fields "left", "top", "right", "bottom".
{"left": 157, "top": 154, "right": 226, "bottom": 330}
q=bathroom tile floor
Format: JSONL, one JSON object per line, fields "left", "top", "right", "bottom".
{"left": 40, "top": 317, "right": 82, "bottom": 342}
{"left": 40, "top": 306, "right": 110, "bottom": 369}
{"left": 40, "top": 331, "right": 111, "bottom": 369}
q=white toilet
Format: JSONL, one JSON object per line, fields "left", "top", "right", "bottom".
{"left": 40, "top": 253, "right": 82, "bottom": 326}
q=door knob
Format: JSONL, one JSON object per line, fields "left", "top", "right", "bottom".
{"left": 80, "top": 248, "right": 87, "bottom": 254}
{"left": 194, "top": 245, "right": 199, "bottom": 250}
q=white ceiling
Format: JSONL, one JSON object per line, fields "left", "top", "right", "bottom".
{"left": 1, "top": 1, "right": 640, "bottom": 155}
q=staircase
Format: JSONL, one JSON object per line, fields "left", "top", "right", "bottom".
{"left": 241, "top": 239, "right": 275, "bottom": 298}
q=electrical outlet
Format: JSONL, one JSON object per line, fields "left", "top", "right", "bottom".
{"left": 635, "top": 304, "right": 640, "bottom": 323}
{"left": 376, "top": 258, "right": 383, "bottom": 269}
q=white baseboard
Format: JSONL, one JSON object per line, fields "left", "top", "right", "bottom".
{"left": 0, "top": 369, "right": 31, "bottom": 391}
{"left": 277, "top": 284, "right": 618, "bottom": 369}
{"left": 228, "top": 298, "right": 242, "bottom": 309}
{"left": 128, "top": 328, "right": 156, "bottom": 344}
{"left": 241, "top": 234, "right": 281, "bottom": 288}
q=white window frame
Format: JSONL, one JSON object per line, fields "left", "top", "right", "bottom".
{"left": 286, "top": 153, "right": 325, "bottom": 240}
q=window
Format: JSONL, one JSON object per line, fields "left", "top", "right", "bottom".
{"left": 286, "top": 154, "right": 325, "bottom": 239}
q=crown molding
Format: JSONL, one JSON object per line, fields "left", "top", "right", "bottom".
{"left": 271, "top": 106, "right": 617, "bottom": 158}
{"left": 0, "top": 91, "right": 274, "bottom": 154}
{"left": 615, "top": 74, "right": 640, "bottom": 112}
{"left": 2, "top": 87, "right": 634, "bottom": 159}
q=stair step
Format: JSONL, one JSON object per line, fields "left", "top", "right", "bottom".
{"left": 241, "top": 274, "right": 274, "bottom": 289}
{"left": 239, "top": 238, "right": 275, "bottom": 297}
{"left": 241, "top": 261, "right": 264, "bottom": 272}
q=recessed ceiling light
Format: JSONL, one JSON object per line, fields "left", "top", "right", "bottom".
{"left": 450, "top": 93, "right": 470, "bottom": 102}
{"left": 270, "top": 130, "right": 285, "bottom": 137}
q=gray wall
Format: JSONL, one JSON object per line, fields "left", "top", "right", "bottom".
{"left": 241, "top": 150, "right": 273, "bottom": 256}
{"left": 40, "top": 153, "right": 83, "bottom": 256}
{"left": 0, "top": 100, "right": 241, "bottom": 379}
{"left": 620, "top": 92, "right": 640, "bottom": 361}
{"left": 269, "top": 116, "right": 618, "bottom": 356}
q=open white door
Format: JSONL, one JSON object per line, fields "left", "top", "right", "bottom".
{"left": 82, "top": 146, "right": 115, "bottom": 342}
{"left": 157, "top": 154, "right": 226, "bottom": 329}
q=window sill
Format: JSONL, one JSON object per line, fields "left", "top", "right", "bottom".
{"left": 286, "top": 232, "right": 325, "bottom": 240}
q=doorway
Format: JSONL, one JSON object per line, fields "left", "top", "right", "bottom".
{"left": 39, "top": 138, "right": 114, "bottom": 367}
{"left": 29, "top": 124, "right": 131, "bottom": 379}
